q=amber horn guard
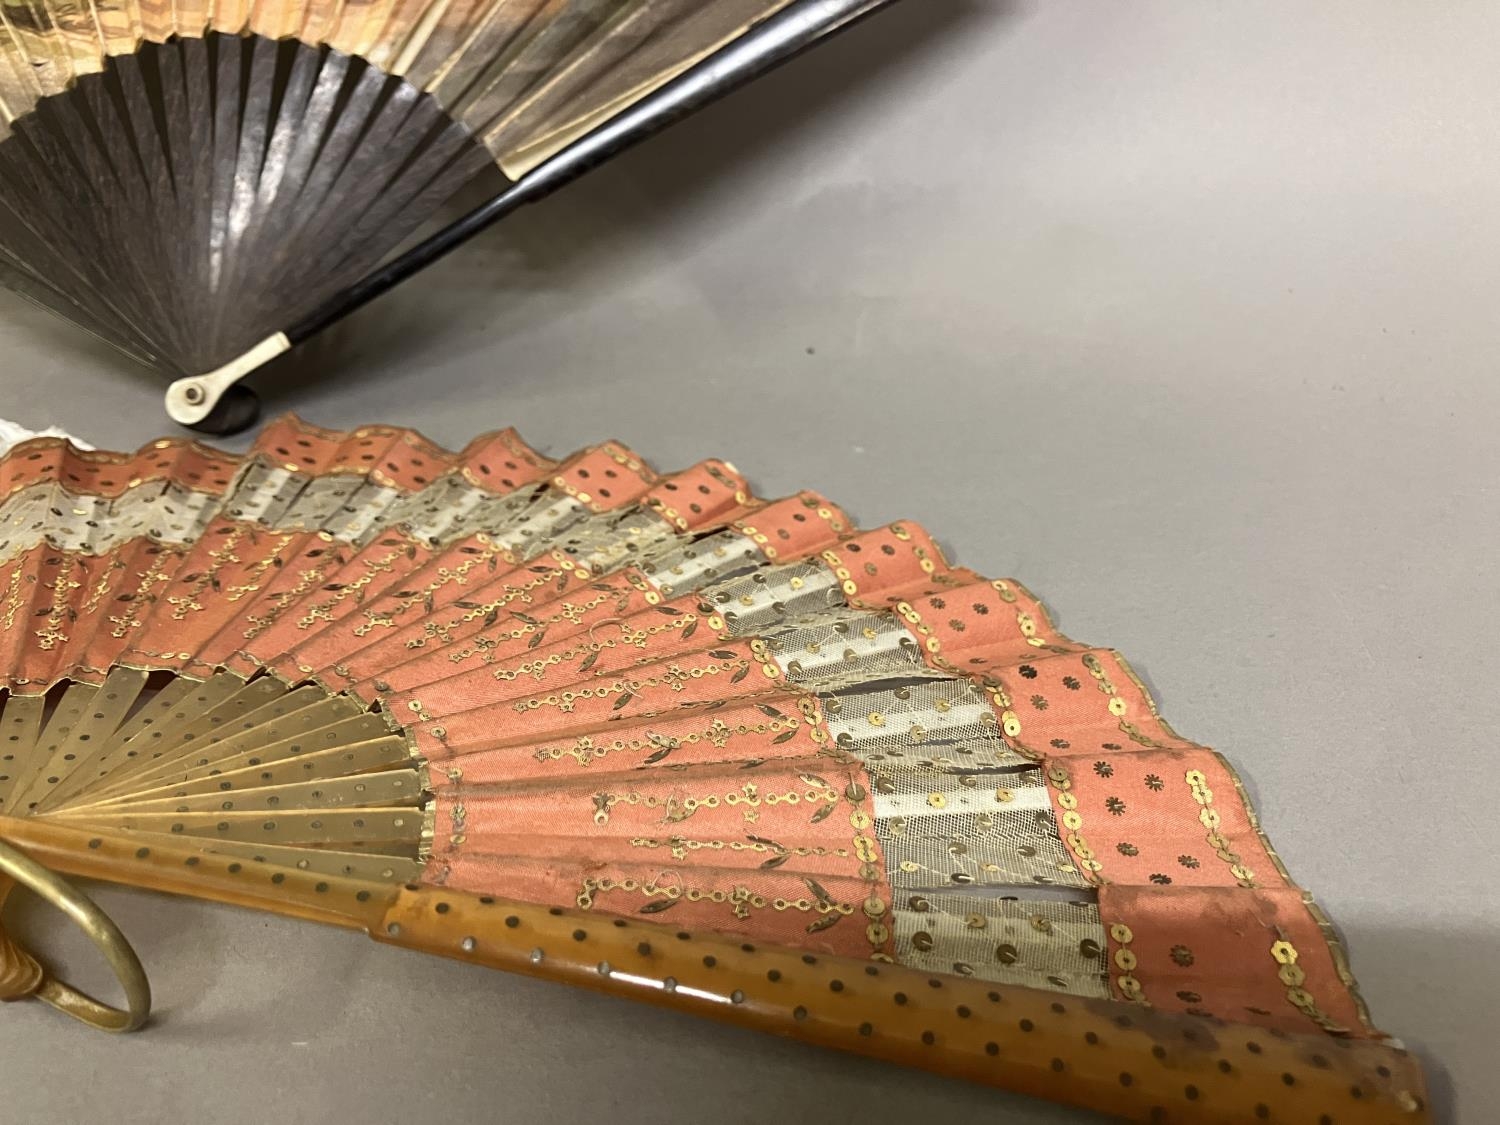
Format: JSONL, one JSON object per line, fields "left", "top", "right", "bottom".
{"left": 378, "top": 885, "right": 1431, "bottom": 1125}
{"left": 0, "top": 818, "right": 1430, "bottom": 1123}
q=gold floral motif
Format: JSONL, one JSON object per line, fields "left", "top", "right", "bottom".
{"left": 33, "top": 556, "right": 81, "bottom": 650}
{"left": 0, "top": 564, "right": 24, "bottom": 630}
{"left": 537, "top": 710, "right": 809, "bottom": 767}
{"left": 167, "top": 526, "right": 246, "bottom": 619}
{"left": 294, "top": 545, "right": 409, "bottom": 630}
{"left": 107, "top": 551, "right": 174, "bottom": 638}
{"left": 593, "top": 773, "right": 838, "bottom": 824}
{"left": 576, "top": 871, "right": 855, "bottom": 929}
{"left": 627, "top": 835, "right": 851, "bottom": 862}
{"left": 445, "top": 587, "right": 618, "bottom": 664}
{"left": 494, "top": 611, "right": 698, "bottom": 684}
{"left": 351, "top": 549, "right": 507, "bottom": 638}
{"left": 224, "top": 532, "right": 295, "bottom": 602}
{"left": 80, "top": 557, "right": 122, "bottom": 616}
{"left": 242, "top": 552, "right": 338, "bottom": 639}
{"left": 510, "top": 646, "right": 781, "bottom": 717}
{"left": 421, "top": 562, "right": 564, "bottom": 645}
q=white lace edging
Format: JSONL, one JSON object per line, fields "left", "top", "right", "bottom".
{"left": 0, "top": 418, "right": 93, "bottom": 457}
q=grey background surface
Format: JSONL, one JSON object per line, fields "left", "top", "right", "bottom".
{"left": 0, "top": 2, "right": 1495, "bottom": 1121}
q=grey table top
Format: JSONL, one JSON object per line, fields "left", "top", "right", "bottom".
{"left": 1, "top": 3, "right": 1495, "bottom": 1122}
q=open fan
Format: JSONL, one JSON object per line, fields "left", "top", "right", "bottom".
{"left": 0, "top": 0, "right": 900, "bottom": 432}
{"left": 0, "top": 416, "right": 1428, "bottom": 1123}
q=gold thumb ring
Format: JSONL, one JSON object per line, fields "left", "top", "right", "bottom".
{"left": 0, "top": 839, "right": 151, "bottom": 1032}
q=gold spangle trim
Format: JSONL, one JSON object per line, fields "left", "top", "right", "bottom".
{"left": 887, "top": 597, "right": 1041, "bottom": 757}
{"left": 705, "top": 462, "right": 747, "bottom": 491}
{"left": 549, "top": 443, "right": 657, "bottom": 511}
{"left": 573, "top": 871, "right": 864, "bottom": 934}
{"left": 1046, "top": 763, "right": 1105, "bottom": 884}
{"left": 1270, "top": 936, "right": 1349, "bottom": 1035}
{"left": 2, "top": 433, "right": 235, "bottom": 469}
{"left": 645, "top": 488, "right": 754, "bottom": 533}
{"left": 1210, "top": 749, "right": 1298, "bottom": 890}
{"left": 1107, "top": 921, "right": 1148, "bottom": 1005}
{"left": 1184, "top": 769, "right": 1256, "bottom": 888}
{"left": 820, "top": 523, "right": 940, "bottom": 605}
{"left": 366, "top": 468, "right": 437, "bottom": 492}
{"left": 261, "top": 413, "right": 453, "bottom": 453}
{"left": 734, "top": 496, "right": 848, "bottom": 562}
{"left": 112, "top": 662, "right": 207, "bottom": 684}
{"left": 1210, "top": 751, "right": 1377, "bottom": 1034}
{"left": 642, "top": 462, "right": 751, "bottom": 531}
{"left": 235, "top": 413, "right": 474, "bottom": 491}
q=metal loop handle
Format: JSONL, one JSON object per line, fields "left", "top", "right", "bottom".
{"left": 0, "top": 839, "right": 151, "bottom": 1032}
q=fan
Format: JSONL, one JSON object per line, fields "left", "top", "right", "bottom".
{"left": 0, "top": 0, "right": 901, "bottom": 432}
{"left": 0, "top": 416, "right": 1428, "bottom": 1123}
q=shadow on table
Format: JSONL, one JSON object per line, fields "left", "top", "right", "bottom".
{"left": 252, "top": 0, "right": 1004, "bottom": 411}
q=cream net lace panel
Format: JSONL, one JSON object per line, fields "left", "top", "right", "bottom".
{"left": 639, "top": 528, "right": 770, "bottom": 597}
{"left": 759, "top": 609, "right": 936, "bottom": 690}
{"left": 891, "top": 893, "right": 1110, "bottom": 999}
{"left": 376, "top": 474, "right": 512, "bottom": 545}
{"left": 219, "top": 463, "right": 373, "bottom": 527}
{"left": 209, "top": 458, "right": 606, "bottom": 553}
{"left": 388, "top": 482, "right": 586, "bottom": 550}
{"left": 741, "top": 597, "right": 1096, "bottom": 984}
{"left": 551, "top": 510, "right": 698, "bottom": 573}
{"left": 0, "top": 480, "right": 224, "bottom": 554}
{"left": 709, "top": 556, "right": 846, "bottom": 632}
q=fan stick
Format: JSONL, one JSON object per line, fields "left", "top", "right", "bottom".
{"left": 70, "top": 736, "right": 417, "bottom": 810}
{"left": 164, "top": 0, "right": 902, "bottom": 427}
{"left": 0, "top": 814, "right": 1432, "bottom": 1123}
{"left": 0, "top": 693, "right": 45, "bottom": 814}
{"left": 5, "top": 669, "right": 149, "bottom": 815}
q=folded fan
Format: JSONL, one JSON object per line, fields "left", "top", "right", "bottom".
{"left": 0, "top": 416, "right": 1428, "bottom": 1123}
{"left": 0, "top": 0, "right": 900, "bottom": 431}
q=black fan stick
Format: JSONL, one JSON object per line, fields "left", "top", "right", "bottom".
{"left": 0, "top": 0, "right": 901, "bottom": 434}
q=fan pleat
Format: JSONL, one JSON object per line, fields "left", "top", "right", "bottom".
{"left": 0, "top": 416, "right": 1385, "bottom": 1056}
